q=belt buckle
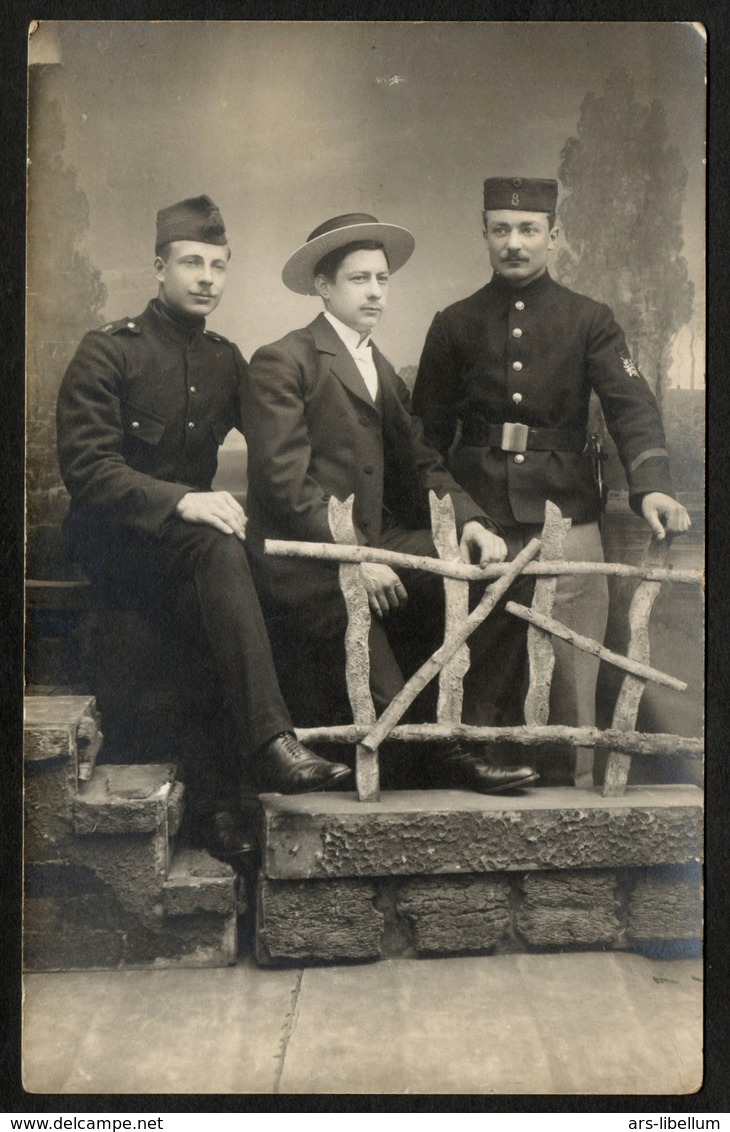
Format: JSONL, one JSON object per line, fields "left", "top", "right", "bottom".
{"left": 501, "top": 422, "right": 529, "bottom": 453}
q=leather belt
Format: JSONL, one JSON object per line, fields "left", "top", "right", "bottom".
{"left": 460, "top": 421, "right": 586, "bottom": 454}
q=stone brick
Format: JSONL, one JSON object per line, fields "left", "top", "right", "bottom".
{"left": 396, "top": 875, "right": 511, "bottom": 954}
{"left": 69, "top": 832, "right": 172, "bottom": 926}
{"left": 627, "top": 865, "right": 703, "bottom": 941}
{"left": 517, "top": 870, "right": 620, "bottom": 947}
{"left": 119, "top": 912, "right": 238, "bottom": 968}
{"left": 24, "top": 926, "right": 126, "bottom": 972}
{"left": 260, "top": 787, "right": 703, "bottom": 880}
{"left": 24, "top": 758, "right": 78, "bottom": 865}
{"left": 256, "top": 875, "right": 382, "bottom": 964}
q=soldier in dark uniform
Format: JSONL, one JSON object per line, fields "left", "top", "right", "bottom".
{"left": 412, "top": 177, "right": 691, "bottom": 783}
{"left": 56, "top": 195, "right": 351, "bottom": 859}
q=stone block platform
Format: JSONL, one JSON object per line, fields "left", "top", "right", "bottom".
{"left": 255, "top": 787, "right": 703, "bottom": 965}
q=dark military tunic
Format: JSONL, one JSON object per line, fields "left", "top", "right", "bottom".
{"left": 56, "top": 296, "right": 293, "bottom": 757}
{"left": 57, "top": 297, "right": 244, "bottom": 545}
{"left": 412, "top": 270, "right": 674, "bottom": 530}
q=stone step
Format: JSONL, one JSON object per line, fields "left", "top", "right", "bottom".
{"left": 162, "top": 846, "right": 239, "bottom": 917}
{"left": 24, "top": 711, "right": 240, "bottom": 968}
{"left": 24, "top": 693, "right": 101, "bottom": 784}
{"left": 25, "top": 694, "right": 103, "bottom": 866}
{"left": 73, "top": 763, "right": 184, "bottom": 837}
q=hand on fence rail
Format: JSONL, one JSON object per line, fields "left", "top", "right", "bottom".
{"left": 459, "top": 520, "right": 508, "bottom": 567}
{"left": 640, "top": 491, "right": 692, "bottom": 540}
{"left": 360, "top": 562, "right": 408, "bottom": 618}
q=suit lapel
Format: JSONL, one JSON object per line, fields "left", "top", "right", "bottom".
{"left": 310, "top": 313, "right": 381, "bottom": 414}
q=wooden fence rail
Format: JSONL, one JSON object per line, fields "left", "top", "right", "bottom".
{"left": 265, "top": 494, "right": 703, "bottom": 801}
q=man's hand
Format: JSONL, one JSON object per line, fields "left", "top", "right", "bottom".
{"left": 640, "top": 492, "right": 691, "bottom": 541}
{"left": 359, "top": 563, "right": 408, "bottom": 619}
{"left": 175, "top": 491, "right": 248, "bottom": 540}
{"left": 459, "top": 520, "right": 508, "bottom": 567}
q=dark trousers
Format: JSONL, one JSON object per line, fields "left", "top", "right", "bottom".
{"left": 73, "top": 517, "right": 293, "bottom": 762}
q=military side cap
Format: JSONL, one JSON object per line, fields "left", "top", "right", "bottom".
{"left": 155, "top": 194, "right": 227, "bottom": 252}
{"left": 483, "top": 177, "right": 558, "bottom": 212}
{"left": 282, "top": 212, "right": 415, "bottom": 295}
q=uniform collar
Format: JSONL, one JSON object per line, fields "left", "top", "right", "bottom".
{"left": 147, "top": 297, "right": 206, "bottom": 344}
{"left": 488, "top": 268, "right": 555, "bottom": 299}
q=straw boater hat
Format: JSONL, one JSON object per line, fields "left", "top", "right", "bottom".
{"left": 282, "top": 213, "right": 415, "bottom": 295}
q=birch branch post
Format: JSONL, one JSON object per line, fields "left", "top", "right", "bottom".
{"left": 523, "top": 502, "right": 570, "bottom": 730}
{"left": 327, "top": 496, "right": 379, "bottom": 801}
{"left": 429, "top": 492, "right": 469, "bottom": 726}
{"left": 602, "top": 537, "right": 669, "bottom": 797}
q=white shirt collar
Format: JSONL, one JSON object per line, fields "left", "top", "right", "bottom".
{"left": 324, "top": 310, "right": 371, "bottom": 354}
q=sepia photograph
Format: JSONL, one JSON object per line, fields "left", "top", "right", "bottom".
{"left": 22, "top": 19, "right": 705, "bottom": 1099}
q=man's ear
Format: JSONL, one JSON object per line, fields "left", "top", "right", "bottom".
{"left": 154, "top": 256, "right": 166, "bottom": 283}
{"left": 548, "top": 226, "right": 559, "bottom": 250}
{"left": 314, "top": 274, "right": 330, "bottom": 301}
{"left": 481, "top": 210, "right": 489, "bottom": 240}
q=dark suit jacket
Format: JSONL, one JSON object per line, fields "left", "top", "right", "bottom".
{"left": 241, "top": 312, "right": 491, "bottom": 630}
{"left": 412, "top": 271, "right": 675, "bottom": 528}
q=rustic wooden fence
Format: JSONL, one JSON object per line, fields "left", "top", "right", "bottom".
{"left": 266, "top": 494, "right": 704, "bottom": 802}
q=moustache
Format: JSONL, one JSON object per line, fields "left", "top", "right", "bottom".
{"left": 502, "top": 254, "right": 529, "bottom": 263}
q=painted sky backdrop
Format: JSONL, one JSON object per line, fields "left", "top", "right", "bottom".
{"left": 32, "top": 20, "right": 705, "bottom": 379}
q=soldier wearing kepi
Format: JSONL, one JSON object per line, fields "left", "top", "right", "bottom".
{"left": 57, "top": 195, "right": 351, "bottom": 860}
{"left": 412, "top": 176, "right": 691, "bottom": 783}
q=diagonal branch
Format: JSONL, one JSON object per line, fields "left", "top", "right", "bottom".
{"left": 505, "top": 601, "right": 687, "bottom": 691}
{"left": 359, "top": 538, "right": 542, "bottom": 754}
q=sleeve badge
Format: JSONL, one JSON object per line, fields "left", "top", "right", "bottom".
{"left": 617, "top": 347, "right": 642, "bottom": 379}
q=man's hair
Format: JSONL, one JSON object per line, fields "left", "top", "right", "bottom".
{"left": 155, "top": 241, "right": 232, "bottom": 262}
{"left": 314, "top": 240, "right": 389, "bottom": 283}
{"left": 482, "top": 210, "right": 557, "bottom": 231}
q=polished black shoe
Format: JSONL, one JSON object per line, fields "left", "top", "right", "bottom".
{"left": 193, "top": 809, "right": 256, "bottom": 863}
{"left": 254, "top": 732, "right": 352, "bottom": 794}
{"left": 433, "top": 747, "right": 539, "bottom": 794}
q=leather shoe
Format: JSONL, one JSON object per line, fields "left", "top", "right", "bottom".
{"left": 193, "top": 809, "right": 256, "bottom": 862}
{"left": 433, "top": 746, "right": 539, "bottom": 794}
{"left": 255, "top": 732, "right": 352, "bottom": 794}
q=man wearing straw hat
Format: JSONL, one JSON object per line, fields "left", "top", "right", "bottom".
{"left": 57, "top": 195, "right": 353, "bottom": 860}
{"left": 412, "top": 176, "right": 691, "bottom": 784}
{"left": 241, "top": 213, "right": 538, "bottom": 794}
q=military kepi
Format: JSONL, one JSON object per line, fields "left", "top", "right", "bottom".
{"left": 483, "top": 177, "right": 558, "bottom": 212}
{"left": 155, "top": 194, "right": 227, "bottom": 253}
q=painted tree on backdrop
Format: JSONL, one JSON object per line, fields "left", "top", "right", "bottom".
{"left": 27, "top": 71, "right": 107, "bottom": 577}
{"left": 556, "top": 69, "right": 694, "bottom": 414}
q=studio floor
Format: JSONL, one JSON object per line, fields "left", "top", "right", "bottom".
{"left": 22, "top": 951, "right": 703, "bottom": 1096}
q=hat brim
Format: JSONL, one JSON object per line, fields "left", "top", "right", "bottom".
{"left": 282, "top": 222, "right": 415, "bottom": 295}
